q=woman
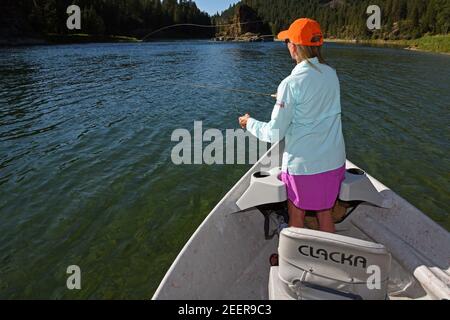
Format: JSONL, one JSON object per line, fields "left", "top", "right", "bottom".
{"left": 239, "top": 18, "right": 346, "bottom": 234}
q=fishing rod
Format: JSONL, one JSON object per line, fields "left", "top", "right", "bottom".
{"left": 165, "top": 81, "right": 275, "bottom": 98}
{"left": 156, "top": 80, "right": 276, "bottom": 115}
{"left": 184, "top": 82, "right": 276, "bottom": 116}
{"left": 140, "top": 21, "right": 282, "bottom": 115}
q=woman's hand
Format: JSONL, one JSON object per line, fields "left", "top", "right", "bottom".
{"left": 239, "top": 114, "right": 251, "bottom": 129}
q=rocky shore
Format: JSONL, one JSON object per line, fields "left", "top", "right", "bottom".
{"left": 213, "top": 4, "right": 272, "bottom": 42}
{"left": 214, "top": 32, "right": 273, "bottom": 42}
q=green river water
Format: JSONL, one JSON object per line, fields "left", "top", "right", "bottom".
{"left": 0, "top": 41, "right": 449, "bottom": 298}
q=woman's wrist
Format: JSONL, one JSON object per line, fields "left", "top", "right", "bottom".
{"left": 246, "top": 117, "right": 254, "bottom": 129}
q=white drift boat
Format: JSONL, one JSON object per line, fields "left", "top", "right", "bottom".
{"left": 153, "top": 142, "right": 450, "bottom": 300}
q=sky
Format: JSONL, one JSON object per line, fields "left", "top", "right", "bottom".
{"left": 194, "top": 0, "right": 240, "bottom": 15}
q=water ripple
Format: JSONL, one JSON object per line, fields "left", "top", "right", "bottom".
{"left": 0, "top": 41, "right": 448, "bottom": 299}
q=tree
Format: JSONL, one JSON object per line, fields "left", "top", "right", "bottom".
{"left": 5, "top": 0, "right": 449, "bottom": 41}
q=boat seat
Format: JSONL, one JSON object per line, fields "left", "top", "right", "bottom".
{"left": 269, "top": 228, "right": 391, "bottom": 300}
{"left": 236, "top": 166, "right": 392, "bottom": 211}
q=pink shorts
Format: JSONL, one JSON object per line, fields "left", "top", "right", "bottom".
{"left": 280, "top": 165, "right": 346, "bottom": 211}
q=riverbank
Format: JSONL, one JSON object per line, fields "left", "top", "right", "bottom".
{"left": 0, "top": 33, "right": 141, "bottom": 46}
{"left": 0, "top": 33, "right": 221, "bottom": 46}
{"left": 325, "top": 35, "right": 450, "bottom": 55}
{"left": 2, "top": 34, "right": 449, "bottom": 55}
{"left": 0, "top": 37, "right": 47, "bottom": 46}
{"left": 46, "top": 33, "right": 141, "bottom": 44}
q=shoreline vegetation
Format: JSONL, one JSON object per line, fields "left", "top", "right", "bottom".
{"left": 2, "top": 34, "right": 449, "bottom": 56}
{"left": 1, "top": 1, "right": 449, "bottom": 54}
{"left": 324, "top": 35, "right": 450, "bottom": 55}
{"left": 46, "top": 33, "right": 141, "bottom": 44}
{"left": 0, "top": 34, "right": 141, "bottom": 46}
{"left": 213, "top": 1, "right": 450, "bottom": 55}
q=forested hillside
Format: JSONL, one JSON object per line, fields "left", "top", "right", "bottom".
{"left": 216, "top": 0, "right": 450, "bottom": 40}
{"left": 0, "top": 0, "right": 212, "bottom": 41}
{"left": 1, "top": 0, "right": 449, "bottom": 44}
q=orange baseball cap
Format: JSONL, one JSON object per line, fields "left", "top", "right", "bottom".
{"left": 278, "top": 18, "right": 324, "bottom": 46}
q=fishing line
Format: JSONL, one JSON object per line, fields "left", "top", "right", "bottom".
{"left": 140, "top": 21, "right": 282, "bottom": 115}
{"left": 159, "top": 80, "right": 276, "bottom": 115}
{"left": 232, "top": 103, "right": 240, "bottom": 116}
{"left": 166, "top": 81, "right": 275, "bottom": 97}
{"left": 142, "top": 21, "right": 269, "bottom": 41}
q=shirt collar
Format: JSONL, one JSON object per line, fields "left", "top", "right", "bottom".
{"left": 291, "top": 57, "right": 320, "bottom": 75}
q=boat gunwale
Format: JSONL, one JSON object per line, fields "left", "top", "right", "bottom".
{"left": 152, "top": 142, "right": 283, "bottom": 299}
{"left": 152, "top": 142, "right": 450, "bottom": 300}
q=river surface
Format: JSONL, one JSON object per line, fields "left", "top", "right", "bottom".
{"left": 0, "top": 41, "right": 449, "bottom": 298}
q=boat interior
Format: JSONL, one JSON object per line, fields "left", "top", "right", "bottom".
{"left": 153, "top": 142, "right": 450, "bottom": 300}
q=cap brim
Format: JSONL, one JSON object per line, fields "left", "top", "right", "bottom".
{"left": 277, "top": 30, "right": 290, "bottom": 41}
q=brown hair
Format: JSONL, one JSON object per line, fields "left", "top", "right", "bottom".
{"left": 296, "top": 45, "right": 328, "bottom": 67}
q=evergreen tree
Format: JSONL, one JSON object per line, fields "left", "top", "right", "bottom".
{"left": 2, "top": 0, "right": 449, "bottom": 41}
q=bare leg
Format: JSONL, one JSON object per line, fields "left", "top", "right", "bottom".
{"left": 317, "top": 209, "right": 336, "bottom": 233}
{"left": 288, "top": 200, "right": 306, "bottom": 228}
{"left": 270, "top": 201, "right": 305, "bottom": 266}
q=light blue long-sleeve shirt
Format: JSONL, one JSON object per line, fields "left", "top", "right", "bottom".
{"left": 246, "top": 57, "right": 346, "bottom": 175}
